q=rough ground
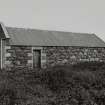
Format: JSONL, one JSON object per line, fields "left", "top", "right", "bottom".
{"left": 0, "top": 61, "right": 105, "bottom": 105}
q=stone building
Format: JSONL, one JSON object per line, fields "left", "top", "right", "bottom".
{"left": 0, "top": 22, "right": 105, "bottom": 69}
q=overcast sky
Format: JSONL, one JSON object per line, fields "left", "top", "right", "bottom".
{"left": 0, "top": 0, "right": 105, "bottom": 41}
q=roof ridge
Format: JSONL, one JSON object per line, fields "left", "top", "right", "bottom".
{"left": 6, "top": 26, "right": 94, "bottom": 35}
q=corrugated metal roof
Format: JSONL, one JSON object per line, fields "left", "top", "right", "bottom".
{"left": 6, "top": 27, "right": 105, "bottom": 47}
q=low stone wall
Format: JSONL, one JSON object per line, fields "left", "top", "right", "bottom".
{"left": 44, "top": 47, "right": 105, "bottom": 67}
{"left": 4, "top": 46, "right": 105, "bottom": 69}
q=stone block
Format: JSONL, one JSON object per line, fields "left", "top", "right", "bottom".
{"left": 5, "top": 53, "right": 11, "bottom": 57}
{"left": 28, "top": 53, "right": 33, "bottom": 57}
{"left": 5, "top": 46, "right": 11, "bottom": 50}
{"left": 28, "top": 60, "right": 33, "bottom": 64}
{"left": 5, "top": 61, "right": 11, "bottom": 65}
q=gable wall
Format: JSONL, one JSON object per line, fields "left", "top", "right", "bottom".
{"left": 3, "top": 45, "right": 105, "bottom": 69}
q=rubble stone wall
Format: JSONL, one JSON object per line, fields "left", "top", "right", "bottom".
{"left": 4, "top": 46, "right": 105, "bottom": 69}
{"left": 44, "top": 47, "right": 105, "bottom": 67}
{"left": 5, "top": 46, "right": 32, "bottom": 68}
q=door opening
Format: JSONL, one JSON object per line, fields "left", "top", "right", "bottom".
{"left": 33, "top": 50, "right": 41, "bottom": 68}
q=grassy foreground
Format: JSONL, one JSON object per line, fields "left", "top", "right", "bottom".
{"left": 0, "top": 62, "right": 105, "bottom": 105}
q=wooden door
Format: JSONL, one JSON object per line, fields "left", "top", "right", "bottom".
{"left": 33, "top": 50, "right": 41, "bottom": 68}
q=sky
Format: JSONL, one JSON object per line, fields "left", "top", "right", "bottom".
{"left": 0, "top": 0, "right": 105, "bottom": 41}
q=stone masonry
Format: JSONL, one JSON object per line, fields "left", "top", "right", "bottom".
{"left": 4, "top": 46, "right": 105, "bottom": 69}
{"left": 5, "top": 46, "right": 32, "bottom": 68}
{"left": 44, "top": 47, "right": 105, "bottom": 67}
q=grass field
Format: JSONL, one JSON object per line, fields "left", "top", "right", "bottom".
{"left": 0, "top": 61, "right": 105, "bottom": 105}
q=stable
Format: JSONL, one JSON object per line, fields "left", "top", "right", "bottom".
{"left": 0, "top": 22, "right": 105, "bottom": 69}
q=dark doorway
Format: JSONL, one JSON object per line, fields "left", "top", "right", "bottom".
{"left": 33, "top": 50, "right": 41, "bottom": 68}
